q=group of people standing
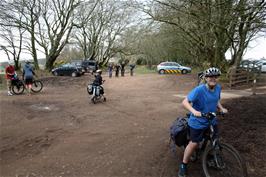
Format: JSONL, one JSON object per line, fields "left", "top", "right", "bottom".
{"left": 107, "top": 62, "right": 135, "bottom": 78}
{"left": 5, "top": 60, "right": 36, "bottom": 96}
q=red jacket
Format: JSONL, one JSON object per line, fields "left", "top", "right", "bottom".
{"left": 5, "top": 65, "right": 15, "bottom": 79}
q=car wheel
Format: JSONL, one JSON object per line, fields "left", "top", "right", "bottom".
{"left": 72, "top": 72, "right": 77, "bottom": 77}
{"left": 159, "top": 69, "right": 165, "bottom": 74}
{"left": 182, "top": 69, "right": 188, "bottom": 74}
{"left": 53, "top": 71, "right": 58, "bottom": 76}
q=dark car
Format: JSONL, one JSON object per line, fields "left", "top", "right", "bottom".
{"left": 81, "top": 60, "right": 98, "bottom": 73}
{"left": 51, "top": 64, "right": 83, "bottom": 77}
{"left": 70, "top": 61, "right": 85, "bottom": 74}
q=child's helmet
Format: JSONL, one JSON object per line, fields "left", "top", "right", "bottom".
{"left": 96, "top": 69, "right": 102, "bottom": 74}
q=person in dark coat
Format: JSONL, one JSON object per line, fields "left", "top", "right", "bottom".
{"left": 115, "top": 64, "right": 120, "bottom": 77}
{"left": 121, "top": 61, "right": 126, "bottom": 77}
{"left": 129, "top": 64, "right": 136, "bottom": 76}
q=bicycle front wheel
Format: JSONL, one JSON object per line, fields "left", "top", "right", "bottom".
{"left": 202, "top": 142, "right": 248, "bottom": 177}
{"left": 31, "top": 80, "right": 43, "bottom": 93}
{"left": 11, "top": 82, "right": 25, "bottom": 95}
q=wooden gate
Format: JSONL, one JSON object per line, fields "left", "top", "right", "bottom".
{"left": 228, "top": 65, "right": 262, "bottom": 89}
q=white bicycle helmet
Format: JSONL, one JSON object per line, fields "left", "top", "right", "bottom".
{"left": 96, "top": 69, "right": 102, "bottom": 74}
{"left": 204, "top": 67, "right": 221, "bottom": 77}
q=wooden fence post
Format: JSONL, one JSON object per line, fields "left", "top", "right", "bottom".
{"left": 252, "top": 73, "right": 257, "bottom": 95}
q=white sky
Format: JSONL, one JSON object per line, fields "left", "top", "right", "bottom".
{"left": 0, "top": 35, "right": 265, "bottom": 62}
{"left": 242, "top": 36, "right": 266, "bottom": 60}
{"left": 224, "top": 35, "right": 266, "bottom": 60}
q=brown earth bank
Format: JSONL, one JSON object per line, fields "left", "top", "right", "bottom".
{"left": 0, "top": 73, "right": 265, "bottom": 177}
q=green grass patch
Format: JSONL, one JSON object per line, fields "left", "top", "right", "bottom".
{"left": 135, "top": 65, "right": 157, "bottom": 74}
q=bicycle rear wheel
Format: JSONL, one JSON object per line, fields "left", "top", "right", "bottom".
{"left": 31, "top": 80, "right": 43, "bottom": 93}
{"left": 11, "top": 82, "right": 25, "bottom": 95}
{"left": 202, "top": 142, "right": 247, "bottom": 177}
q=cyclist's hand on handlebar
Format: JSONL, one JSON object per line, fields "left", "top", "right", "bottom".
{"left": 192, "top": 110, "right": 202, "bottom": 117}
{"left": 220, "top": 108, "right": 228, "bottom": 114}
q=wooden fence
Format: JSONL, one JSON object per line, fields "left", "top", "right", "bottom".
{"left": 228, "top": 64, "right": 262, "bottom": 89}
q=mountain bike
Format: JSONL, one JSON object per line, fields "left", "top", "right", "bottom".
{"left": 188, "top": 112, "right": 248, "bottom": 177}
{"left": 11, "top": 75, "right": 43, "bottom": 95}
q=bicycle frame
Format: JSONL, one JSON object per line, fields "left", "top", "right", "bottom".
{"left": 182, "top": 112, "right": 247, "bottom": 177}
{"left": 190, "top": 113, "right": 222, "bottom": 161}
{"left": 195, "top": 113, "right": 226, "bottom": 169}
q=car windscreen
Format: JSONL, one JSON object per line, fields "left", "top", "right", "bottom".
{"left": 61, "top": 64, "right": 75, "bottom": 68}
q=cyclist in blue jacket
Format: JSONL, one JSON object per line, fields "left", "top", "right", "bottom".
{"left": 178, "top": 67, "right": 228, "bottom": 177}
{"left": 22, "top": 60, "right": 36, "bottom": 95}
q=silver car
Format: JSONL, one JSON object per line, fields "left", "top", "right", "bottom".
{"left": 157, "top": 62, "right": 191, "bottom": 74}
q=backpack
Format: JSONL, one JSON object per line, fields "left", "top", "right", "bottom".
{"left": 170, "top": 117, "right": 189, "bottom": 147}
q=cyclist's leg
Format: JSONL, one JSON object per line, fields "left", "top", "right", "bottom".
{"left": 25, "top": 77, "right": 33, "bottom": 94}
{"left": 178, "top": 127, "right": 205, "bottom": 177}
{"left": 183, "top": 127, "right": 205, "bottom": 163}
{"left": 6, "top": 79, "right": 12, "bottom": 95}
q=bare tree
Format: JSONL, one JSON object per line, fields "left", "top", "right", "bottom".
{"left": 34, "top": 0, "right": 80, "bottom": 70}
{"left": 0, "top": 26, "right": 25, "bottom": 69}
{"left": 136, "top": 0, "right": 266, "bottom": 68}
{"left": 0, "top": 1, "right": 26, "bottom": 69}
{"left": 73, "top": 0, "right": 135, "bottom": 66}
{"left": 229, "top": 0, "right": 266, "bottom": 67}
{"left": 0, "top": 0, "right": 42, "bottom": 69}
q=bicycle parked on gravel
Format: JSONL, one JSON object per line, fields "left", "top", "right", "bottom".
{"left": 171, "top": 112, "right": 248, "bottom": 177}
{"left": 11, "top": 74, "right": 43, "bottom": 95}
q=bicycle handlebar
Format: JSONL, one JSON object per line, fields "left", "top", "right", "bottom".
{"left": 201, "top": 112, "right": 225, "bottom": 119}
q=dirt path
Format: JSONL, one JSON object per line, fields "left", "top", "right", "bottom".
{"left": 0, "top": 73, "right": 265, "bottom": 177}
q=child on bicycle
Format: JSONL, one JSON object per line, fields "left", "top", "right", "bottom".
{"left": 178, "top": 67, "right": 228, "bottom": 177}
{"left": 93, "top": 69, "right": 103, "bottom": 86}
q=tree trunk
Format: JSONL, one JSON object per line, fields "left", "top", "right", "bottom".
{"left": 31, "top": 32, "right": 39, "bottom": 70}
{"left": 14, "top": 59, "right": 20, "bottom": 71}
{"left": 45, "top": 54, "right": 59, "bottom": 71}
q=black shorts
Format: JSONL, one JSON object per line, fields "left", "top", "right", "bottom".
{"left": 189, "top": 125, "right": 219, "bottom": 143}
{"left": 25, "top": 78, "right": 33, "bottom": 85}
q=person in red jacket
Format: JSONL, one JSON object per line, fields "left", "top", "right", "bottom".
{"left": 5, "top": 60, "right": 15, "bottom": 96}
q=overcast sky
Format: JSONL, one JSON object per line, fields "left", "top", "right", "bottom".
{"left": 0, "top": 35, "right": 265, "bottom": 63}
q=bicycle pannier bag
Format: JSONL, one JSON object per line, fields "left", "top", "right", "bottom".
{"left": 170, "top": 117, "right": 189, "bottom": 147}
{"left": 87, "top": 84, "right": 93, "bottom": 95}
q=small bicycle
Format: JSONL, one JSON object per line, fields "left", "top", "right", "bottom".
{"left": 188, "top": 112, "right": 248, "bottom": 177}
{"left": 11, "top": 75, "right": 43, "bottom": 95}
{"left": 87, "top": 81, "right": 106, "bottom": 104}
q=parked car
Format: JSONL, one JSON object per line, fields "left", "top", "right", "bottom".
{"left": 81, "top": 60, "right": 98, "bottom": 73}
{"left": 239, "top": 59, "right": 264, "bottom": 72}
{"left": 157, "top": 61, "right": 191, "bottom": 74}
{"left": 70, "top": 61, "right": 85, "bottom": 74}
{"left": 51, "top": 64, "right": 83, "bottom": 77}
{"left": 258, "top": 61, "right": 266, "bottom": 72}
